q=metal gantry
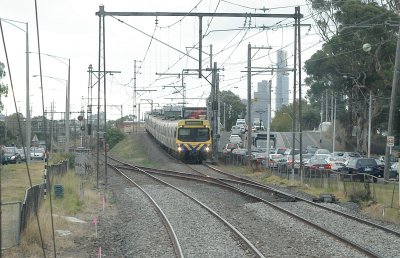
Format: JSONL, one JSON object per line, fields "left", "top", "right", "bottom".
{"left": 95, "top": 5, "right": 304, "bottom": 172}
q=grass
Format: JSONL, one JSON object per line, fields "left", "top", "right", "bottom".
{"left": 109, "top": 134, "right": 164, "bottom": 168}
{"left": 215, "top": 162, "right": 400, "bottom": 224}
{"left": 1, "top": 162, "right": 45, "bottom": 202}
{"left": 3, "top": 168, "right": 99, "bottom": 257}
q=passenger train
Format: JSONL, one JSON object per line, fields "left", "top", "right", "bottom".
{"left": 145, "top": 107, "right": 212, "bottom": 163}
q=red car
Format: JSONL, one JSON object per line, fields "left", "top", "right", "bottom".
{"left": 222, "top": 143, "right": 240, "bottom": 156}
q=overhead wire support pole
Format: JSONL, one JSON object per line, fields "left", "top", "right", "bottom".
{"left": 384, "top": 23, "right": 400, "bottom": 181}
{"left": 296, "top": 6, "right": 303, "bottom": 185}
{"left": 247, "top": 43, "right": 252, "bottom": 165}
{"left": 292, "top": 13, "right": 297, "bottom": 184}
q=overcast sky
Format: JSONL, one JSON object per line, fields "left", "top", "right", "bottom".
{"left": 0, "top": 0, "right": 322, "bottom": 120}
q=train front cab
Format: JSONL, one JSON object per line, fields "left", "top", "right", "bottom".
{"left": 175, "top": 120, "right": 211, "bottom": 163}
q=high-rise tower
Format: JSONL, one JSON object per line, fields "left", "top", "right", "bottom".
{"left": 275, "top": 49, "right": 289, "bottom": 111}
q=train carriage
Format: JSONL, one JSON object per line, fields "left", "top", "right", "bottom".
{"left": 145, "top": 113, "right": 212, "bottom": 163}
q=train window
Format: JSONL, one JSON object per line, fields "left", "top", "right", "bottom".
{"left": 178, "top": 128, "right": 210, "bottom": 142}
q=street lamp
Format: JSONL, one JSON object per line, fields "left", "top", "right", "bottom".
{"left": 0, "top": 17, "right": 30, "bottom": 164}
{"left": 30, "top": 52, "right": 70, "bottom": 153}
{"left": 33, "top": 74, "right": 68, "bottom": 152}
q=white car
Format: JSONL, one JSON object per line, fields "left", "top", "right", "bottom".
{"left": 31, "top": 147, "right": 45, "bottom": 160}
{"left": 229, "top": 135, "right": 242, "bottom": 144}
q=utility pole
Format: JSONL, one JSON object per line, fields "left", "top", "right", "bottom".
{"left": 247, "top": 43, "right": 252, "bottom": 164}
{"left": 65, "top": 58, "right": 71, "bottom": 153}
{"left": 133, "top": 60, "right": 140, "bottom": 134}
{"left": 211, "top": 62, "right": 219, "bottom": 163}
{"left": 384, "top": 24, "right": 400, "bottom": 181}
{"left": 291, "top": 17, "right": 297, "bottom": 182}
{"left": 266, "top": 80, "right": 272, "bottom": 168}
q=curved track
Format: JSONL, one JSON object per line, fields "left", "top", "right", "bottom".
{"left": 108, "top": 157, "right": 266, "bottom": 258}
{"left": 109, "top": 155, "right": 395, "bottom": 257}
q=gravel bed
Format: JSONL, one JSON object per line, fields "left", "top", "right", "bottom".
{"left": 94, "top": 167, "right": 175, "bottom": 257}
{"left": 154, "top": 174, "right": 366, "bottom": 257}
{"left": 97, "top": 131, "right": 398, "bottom": 257}
{"left": 141, "top": 184, "right": 254, "bottom": 257}
{"left": 276, "top": 201, "right": 400, "bottom": 257}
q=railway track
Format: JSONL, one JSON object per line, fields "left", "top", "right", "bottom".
{"left": 108, "top": 155, "right": 396, "bottom": 257}
{"left": 108, "top": 157, "right": 265, "bottom": 257}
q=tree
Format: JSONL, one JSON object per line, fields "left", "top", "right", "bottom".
{"left": 207, "top": 90, "right": 246, "bottom": 131}
{"left": 271, "top": 101, "right": 320, "bottom": 132}
{"left": 305, "top": 0, "right": 398, "bottom": 152}
{"left": 0, "top": 61, "right": 8, "bottom": 112}
{"left": 106, "top": 127, "right": 125, "bottom": 149}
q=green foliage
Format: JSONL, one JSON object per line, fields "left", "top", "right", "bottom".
{"left": 105, "top": 127, "right": 125, "bottom": 149}
{"left": 51, "top": 152, "right": 75, "bottom": 168}
{"left": 305, "top": 1, "right": 398, "bottom": 151}
{"left": 0, "top": 61, "right": 8, "bottom": 113}
{"left": 207, "top": 90, "right": 246, "bottom": 131}
{"left": 272, "top": 101, "right": 320, "bottom": 132}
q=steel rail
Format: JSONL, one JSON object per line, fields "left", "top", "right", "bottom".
{"left": 111, "top": 157, "right": 380, "bottom": 257}
{"left": 108, "top": 163, "right": 184, "bottom": 258}
{"left": 206, "top": 164, "right": 400, "bottom": 238}
{"left": 109, "top": 157, "right": 266, "bottom": 258}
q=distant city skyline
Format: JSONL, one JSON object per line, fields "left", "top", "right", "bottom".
{"left": 275, "top": 49, "right": 289, "bottom": 112}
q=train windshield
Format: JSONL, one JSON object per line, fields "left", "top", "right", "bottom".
{"left": 178, "top": 128, "right": 210, "bottom": 142}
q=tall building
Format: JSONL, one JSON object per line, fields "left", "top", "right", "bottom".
{"left": 275, "top": 49, "right": 289, "bottom": 111}
{"left": 251, "top": 80, "right": 271, "bottom": 127}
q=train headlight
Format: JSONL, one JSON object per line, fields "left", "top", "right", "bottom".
{"left": 177, "top": 145, "right": 182, "bottom": 152}
{"left": 205, "top": 146, "right": 210, "bottom": 152}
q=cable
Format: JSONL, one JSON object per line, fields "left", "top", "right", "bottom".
{"left": 33, "top": 0, "right": 57, "bottom": 255}
{"left": 1, "top": 18, "right": 48, "bottom": 257}
{"left": 158, "top": 0, "right": 204, "bottom": 29}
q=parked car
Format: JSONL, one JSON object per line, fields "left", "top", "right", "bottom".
{"left": 31, "top": 147, "right": 45, "bottom": 160}
{"left": 379, "top": 155, "right": 397, "bottom": 165}
{"left": 3, "top": 146, "right": 22, "bottom": 164}
{"left": 340, "top": 158, "right": 380, "bottom": 182}
{"left": 314, "top": 149, "right": 331, "bottom": 155}
{"left": 326, "top": 157, "right": 345, "bottom": 171}
{"left": 276, "top": 147, "right": 288, "bottom": 155}
{"left": 293, "top": 153, "right": 314, "bottom": 170}
{"left": 17, "top": 148, "right": 27, "bottom": 161}
{"left": 304, "top": 158, "right": 331, "bottom": 171}
{"left": 389, "top": 162, "right": 398, "bottom": 181}
{"left": 268, "top": 153, "right": 287, "bottom": 168}
{"left": 229, "top": 135, "right": 242, "bottom": 145}
{"left": 306, "top": 145, "right": 318, "bottom": 155}
{"left": 230, "top": 125, "right": 241, "bottom": 136}
{"left": 222, "top": 143, "right": 240, "bottom": 156}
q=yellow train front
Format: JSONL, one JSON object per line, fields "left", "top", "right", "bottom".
{"left": 145, "top": 115, "right": 212, "bottom": 163}
{"left": 175, "top": 119, "right": 212, "bottom": 163}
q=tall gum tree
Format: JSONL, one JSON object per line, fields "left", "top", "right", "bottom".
{"left": 305, "top": 0, "right": 398, "bottom": 153}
